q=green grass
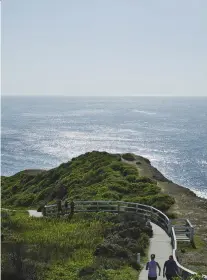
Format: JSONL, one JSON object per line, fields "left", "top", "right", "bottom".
{"left": 2, "top": 211, "right": 108, "bottom": 247}
{"left": 2, "top": 211, "right": 109, "bottom": 279}
{"left": 122, "top": 153, "right": 135, "bottom": 161}
{"left": 178, "top": 235, "right": 205, "bottom": 253}
{"left": 2, "top": 210, "right": 151, "bottom": 280}
{"left": 177, "top": 235, "right": 207, "bottom": 274}
{"left": 1, "top": 151, "right": 176, "bottom": 279}
{"left": 1, "top": 151, "right": 174, "bottom": 212}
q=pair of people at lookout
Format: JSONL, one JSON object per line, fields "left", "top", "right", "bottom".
{"left": 146, "top": 254, "right": 178, "bottom": 280}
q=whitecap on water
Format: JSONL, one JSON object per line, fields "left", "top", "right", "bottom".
{"left": 132, "top": 109, "right": 156, "bottom": 115}
{"left": 190, "top": 188, "right": 207, "bottom": 199}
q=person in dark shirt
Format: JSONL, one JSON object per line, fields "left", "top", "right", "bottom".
{"left": 57, "top": 199, "right": 62, "bottom": 214}
{"left": 42, "top": 206, "right": 46, "bottom": 216}
{"left": 70, "top": 200, "right": 75, "bottom": 215}
{"left": 64, "top": 200, "right": 68, "bottom": 209}
{"left": 163, "top": 255, "right": 178, "bottom": 280}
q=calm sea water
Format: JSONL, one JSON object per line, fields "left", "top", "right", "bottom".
{"left": 1, "top": 96, "right": 207, "bottom": 198}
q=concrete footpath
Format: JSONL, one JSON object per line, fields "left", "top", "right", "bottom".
{"left": 139, "top": 223, "right": 172, "bottom": 280}
{"left": 28, "top": 210, "right": 43, "bottom": 217}
{"left": 2, "top": 208, "right": 43, "bottom": 218}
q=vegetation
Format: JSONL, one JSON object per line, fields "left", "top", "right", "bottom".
{"left": 177, "top": 235, "right": 207, "bottom": 274}
{"left": 1, "top": 210, "right": 152, "bottom": 280}
{"left": 122, "top": 153, "right": 135, "bottom": 161}
{"left": 1, "top": 151, "right": 176, "bottom": 280}
{"left": 1, "top": 151, "right": 174, "bottom": 211}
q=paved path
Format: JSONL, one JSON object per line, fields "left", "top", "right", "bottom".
{"left": 27, "top": 210, "right": 43, "bottom": 217}
{"left": 139, "top": 223, "right": 172, "bottom": 280}
{"left": 2, "top": 208, "right": 43, "bottom": 218}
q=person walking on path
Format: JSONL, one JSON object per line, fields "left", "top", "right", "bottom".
{"left": 146, "top": 254, "right": 161, "bottom": 280}
{"left": 163, "top": 255, "right": 178, "bottom": 280}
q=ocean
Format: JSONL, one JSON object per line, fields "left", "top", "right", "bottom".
{"left": 1, "top": 96, "right": 207, "bottom": 198}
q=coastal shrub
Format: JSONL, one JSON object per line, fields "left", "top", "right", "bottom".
{"left": 143, "top": 184, "right": 160, "bottom": 195}
{"left": 122, "top": 153, "right": 135, "bottom": 161}
{"left": 109, "top": 184, "right": 129, "bottom": 194}
{"left": 121, "top": 166, "right": 138, "bottom": 177}
{"left": 94, "top": 242, "right": 131, "bottom": 259}
{"left": 35, "top": 187, "right": 52, "bottom": 201}
{"left": 165, "top": 211, "right": 178, "bottom": 219}
{"left": 125, "top": 182, "right": 159, "bottom": 197}
{"left": 2, "top": 211, "right": 150, "bottom": 280}
{"left": 14, "top": 193, "right": 36, "bottom": 207}
{"left": 1, "top": 151, "right": 174, "bottom": 214}
{"left": 11, "top": 184, "right": 22, "bottom": 194}
{"left": 126, "top": 175, "right": 137, "bottom": 183}
{"left": 134, "top": 194, "right": 175, "bottom": 211}
{"left": 110, "top": 161, "right": 124, "bottom": 171}
{"left": 101, "top": 191, "right": 121, "bottom": 200}
{"left": 136, "top": 176, "right": 155, "bottom": 184}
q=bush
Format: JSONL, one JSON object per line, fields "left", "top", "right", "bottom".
{"left": 121, "top": 166, "right": 138, "bottom": 177}
{"left": 126, "top": 175, "right": 137, "bottom": 183}
{"left": 110, "top": 162, "right": 124, "bottom": 171}
{"left": 101, "top": 191, "right": 121, "bottom": 200}
{"left": 94, "top": 242, "right": 130, "bottom": 259}
{"left": 122, "top": 153, "right": 135, "bottom": 161}
{"left": 166, "top": 211, "right": 178, "bottom": 219}
{"left": 109, "top": 184, "right": 129, "bottom": 194}
{"left": 136, "top": 176, "right": 155, "bottom": 184}
{"left": 2, "top": 151, "right": 174, "bottom": 215}
{"left": 14, "top": 194, "right": 36, "bottom": 207}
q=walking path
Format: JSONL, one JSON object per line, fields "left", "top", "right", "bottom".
{"left": 27, "top": 210, "right": 43, "bottom": 217}
{"left": 139, "top": 223, "right": 172, "bottom": 280}
{"left": 2, "top": 208, "right": 43, "bottom": 218}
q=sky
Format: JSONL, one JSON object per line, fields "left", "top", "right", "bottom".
{"left": 2, "top": 0, "right": 207, "bottom": 96}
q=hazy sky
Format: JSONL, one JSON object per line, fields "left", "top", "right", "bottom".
{"left": 2, "top": 0, "right": 207, "bottom": 96}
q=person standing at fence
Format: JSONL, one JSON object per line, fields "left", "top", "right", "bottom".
{"left": 42, "top": 205, "right": 46, "bottom": 216}
{"left": 64, "top": 200, "right": 68, "bottom": 212}
{"left": 146, "top": 254, "right": 161, "bottom": 280}
{"left": 163, "top": 255, "right": 178, "bottom": 280}
{"left": 70, "top": 200, "right": 75, "bottom": 215}
{"left": 57, "top": 199, "right": 62, "bottom": 214}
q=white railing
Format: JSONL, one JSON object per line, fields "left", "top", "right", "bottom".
{"left": 44, "top": 200, "right": 170, "bottom": 232}
{"left": 171, "top": 227, "right": 196, "bottom": 279}
{"left": 44, "top": 200, "right": 198, "bottom": 278}
{"left": 171, "top": 218, "right": 194, "bottom": 243}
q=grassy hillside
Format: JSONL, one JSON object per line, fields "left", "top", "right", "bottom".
{"left": 1, "top": 151, "right": 174, "bottom": 211}
{"left": 1, "top": 151, "right": 177, "bottom": 280}
{"left": 2, "top": 210, "right": 152, "bottom": 280}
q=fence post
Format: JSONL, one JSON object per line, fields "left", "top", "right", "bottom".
{"left": 189, "top": 227, "right": 194, "bottom": 243}
{"left": 117, "top": 202, "right": 120, "bottom": 213}
{"left": 168, "top": 220, "right": 172, "bottom": 235}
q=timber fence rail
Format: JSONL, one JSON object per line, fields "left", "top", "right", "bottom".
{"left": 44, "top": 200, "right": 199, "bottom": 279}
